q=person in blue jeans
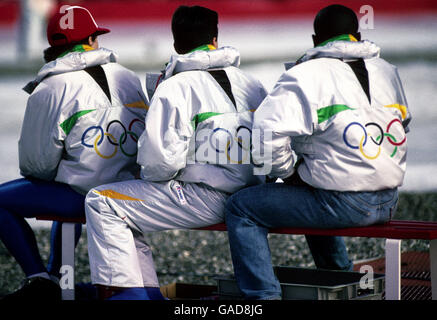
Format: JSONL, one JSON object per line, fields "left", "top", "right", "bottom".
{"left": 0, "top": 6, "right": 148, "bottom": 300}
{"left": 225, "top": 4, "right": 410, "bottom": 300}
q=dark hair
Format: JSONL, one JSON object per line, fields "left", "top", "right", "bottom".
{"left": 43, "top": 33, "right": 98, "bottom": 63}
{"left": 313, "top": 4, "right": 359, "bottom": 45}
{"left": 171, "top": 5, "right": 218, "bottom": 54}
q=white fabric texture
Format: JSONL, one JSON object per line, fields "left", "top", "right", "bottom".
{"left": 139, "top": 46, "right": 267, "bottom": 193}
{"left": 253, "top": 40, "right": 411, "bottom": 191}
{"left": 85, "top": 46, "right": 267, "bottom": 287}
{"left": 19, "top": 48, "right": 148, "bottom": 194}
{"left": 86, "top": 179, "right": 227, "bottom": 287}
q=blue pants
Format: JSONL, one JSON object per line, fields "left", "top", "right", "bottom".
{"left": 0, "top": 178, "right": 85, "bottom": 277}
{"left": 224, "top": 182, "right": 398, "bottom": 299}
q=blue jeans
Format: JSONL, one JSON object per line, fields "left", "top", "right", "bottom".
{"left": 0, "top": 178, "right": 84, "bottom": 277}
{"left": 224, "top": 182, "right": 398, "bottom": 300}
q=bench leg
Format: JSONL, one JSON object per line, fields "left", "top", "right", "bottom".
{"left": 430, "top": 239, "right": 437, "bottom": 300}
{"left": 385, "top": 239, "right": 401, "bottom": 300}
{"left": 60, "top": 222, "right": 75, "bottom": 300}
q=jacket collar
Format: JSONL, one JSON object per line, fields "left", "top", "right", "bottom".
{"left": 297, "top": 39, "right": 380, "bottom": 65}
{"left": 58, "top": 44, "right": 95, "bottom": 58}
{"left": 23, "top": 48, "right": 118, "bottom": 94}
{"left": 315, "top": 34, "right": 358, "bottom": 47}
{"left": 163, "top": 46, "right": 240, "bottom": 80}
{"left": 188, "top": 44, "right": 217, "bottom": 53}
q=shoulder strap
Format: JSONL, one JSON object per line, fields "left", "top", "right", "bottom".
{"left": 207, "top": 69, "right": 237, "bottom": 109}
{"left": 345, "top": 58, "right": 371, "bottom": 104}
{"left": 84, "top": 65, "right": 112, "bottom": 103}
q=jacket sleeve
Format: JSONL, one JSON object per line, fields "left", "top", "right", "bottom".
{"left": 137, "top": 84, "right": 194, "bottom": 181}
{"left": 394, "top": 67, "right": 412, "bottom": 133}
{"left": 18, "top": 85, "right": 64, "bottom": 180}
{"left": 252, "top": 70, "right": 314, "bottom": 179}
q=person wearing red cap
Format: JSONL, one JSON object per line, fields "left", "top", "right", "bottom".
{"left": 0, "top": 5, "right": 148, "bottom": 300}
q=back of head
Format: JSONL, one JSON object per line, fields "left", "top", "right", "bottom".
{"left": 313, "top": 4, "right": 359, "bottom": 46}
{"left": 172, "top": 5, "right": 218, "bottom": 54}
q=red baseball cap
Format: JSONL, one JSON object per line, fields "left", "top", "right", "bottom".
{"left": 47, "top": 5, "right": 110, "bottom": 47}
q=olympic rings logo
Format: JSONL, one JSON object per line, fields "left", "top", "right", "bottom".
{"left": 210, "top": 126, "right": 252, "bottom": 164}
{"left": 192, "top": 126, "right": 252, "bottom": 165}
{"left": 343, "top": 118, "right": 406, "bottom": 160}
{"left": 81, "top": 118, "right": 145, "bottom": 159}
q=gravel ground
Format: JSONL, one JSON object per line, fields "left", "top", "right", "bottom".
{"left": 0, "top": 191, "right": 436, "bottom": 297}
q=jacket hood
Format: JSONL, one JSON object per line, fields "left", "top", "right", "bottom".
{"left": 23, "top": 48, "right": 118, "bottom": 94}
{"left": 164, "top": 46, "right": 240, "bottom": 80}
{"left": 299, "top": 40, "right": 380, "bottom": 64}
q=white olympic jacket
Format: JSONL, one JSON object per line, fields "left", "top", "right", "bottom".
{"left": 253, "top": 39, "right": 411, "bottom": 191}
{"left": 138, "top": 46, "right": 267, "bottom": 193}
{"left": 19, "top": 48, "right": 148, "bottom": 194}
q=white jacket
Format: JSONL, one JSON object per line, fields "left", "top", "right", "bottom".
{"left": 138, "top": 46, "right": 267, "bottom": 193}
{"left": 19, "top": 48, "right": 148, "bottom": 194}
{"left": 253, "top": 39, "right": 411, "bottom": 191}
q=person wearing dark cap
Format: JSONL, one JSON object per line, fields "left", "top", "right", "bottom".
{"left": 224, "top": 4, "right": 411, "bottom": 299}
{"left": 83, "top": 5, "right": 267, "bottom": 300}
{"left": 0, "top": 5, "right": 148, "bottom": 300}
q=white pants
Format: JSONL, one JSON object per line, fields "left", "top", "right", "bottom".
{"left": 85, "top": 179, "right": 228, "bottom": 287}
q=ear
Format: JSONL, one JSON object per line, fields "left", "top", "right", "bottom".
{"left": 212, "top": 37, "right": 218, "bottom": 48}
{"left": 88, "top": 35, "right": 99, "bottom": 49}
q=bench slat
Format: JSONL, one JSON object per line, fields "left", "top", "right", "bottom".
{"left": 35, "top": 216, "right": 437, "bottom": 240}
{"left": 197, "top": 220, "right": 437, "bottom": 240}
{"left": 36, "top": 216, "right": 86, "bottom": 224}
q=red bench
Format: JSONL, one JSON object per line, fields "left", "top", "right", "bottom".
{"left": 36, "top": 216, "right": 437, "bottom": 300}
